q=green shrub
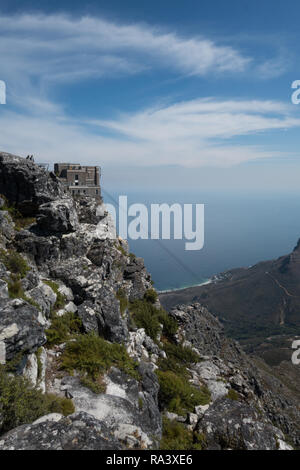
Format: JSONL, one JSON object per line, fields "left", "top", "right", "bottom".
{"left": 163, "top": 342, "right": 199, "bottom": 365}
{"left": 157, "top": 342, "right": 199, "bottom": 381}
{"left": 7, "top": 277, "right": 23, "bottom": 298}
{"left": 156, "top": 370, "right": 210, "bottom": 415}
{"left": 7, "top": 276, "right": 40, "bottom": 310}
{"left": 45, "top": 311, "right": 82, "bottom": 347}
{"left": 43, "top": 280, "right": 66, "bottom": 311}
{"left": 157, "top": 356, "right": 189, "bottom": 380}
{"left": 0, "top": 365, "right": 74, "bottom": 435}
{"left": 129, "top": 300, "right": 161, "bottom": 340}
{"left": 0, "top": 196, "right": 35, "bottom": 231}
{"left": 44, "top": 394, "right": 75, "bottom": 416}
{"left": 80, "top": 375, "right": 106, "bottom": 394}
{"left": 0, "top": 249, "right": 29, "bottom": 278}
{"left": 129, "top": 300, "right": 177, "bottom": 341}
{"left": 14, "top": 217, "right": 36, "bottom": 231}
{"left": 3, "top": 352, "right": 25, "bottom": 374}
{"left": 226, "top": 388, "right": 240, "bottom": 401}
{"left": 60, "top": 333, "right": 140, "bottom": 392}
{"left": 160, "top": 417, "right": 205, "bottom": 450}
{"left": 144, "top": 288, "right": 158, "bottom": 304}
{"left": 116, "top": 288, "right": 128, "bottom": 314}
{"left": 116, "top": 244, "right": 127, "bottom": 257}
{"left": 157, "top": 310, "right": 178, "bottom": 339}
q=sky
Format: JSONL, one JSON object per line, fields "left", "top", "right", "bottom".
{"left": 0, "top": 0, "right": 300, "bottom": 191}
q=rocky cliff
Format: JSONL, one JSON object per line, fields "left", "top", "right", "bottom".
{"left": 0, "top": 152, "right": 298, "bottom": 450}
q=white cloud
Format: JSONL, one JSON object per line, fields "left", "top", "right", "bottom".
{"left": 256, "top": 54, "right": 291, "bottom": 79}
{"left": 0, "top": 12, "right": 250, "bottom": 88}
{"left": 94, "top": 99, "right": 297, "bottom": 142}
{"left": 0, "top": 98, "right": 299, "bottom": 169}
{"left": 0, "top": 13, "right": 297, "bottom": 171}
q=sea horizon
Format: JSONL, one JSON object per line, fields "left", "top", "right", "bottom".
{"left": 103, "top": 189, "right": 300, "bottom": 291}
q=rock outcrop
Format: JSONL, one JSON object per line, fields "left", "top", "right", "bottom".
{"left": 0, "top": 412, "right": 124, "bottom": 450}
{"left": 0, "top": 152, "right": 298, "bottom": 451}
{"left": 0, "top": 152, "right": 64, "bottom": 215}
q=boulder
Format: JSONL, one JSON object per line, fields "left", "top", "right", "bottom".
{"left": 0, "top": 152, "right": 64, "bottom": 216}
{"left": 59, "top": 365, "right": 161, "bottom": 448}
{"left": 0, "top": 298, "right": 46, "bottom": 363}
{"left": 196, "top": 398, "right": 289, "bottom": 450}
{"left": 37, "top": 199, "right": 79, "bottom": 233}
{"left": 0, "top": 412, "right": 123, "bottom": 450}
{"left": 75, "top": 197, "right": 103, "bottom": 225}
{"left": 27, "top": 282, "right": 57, "bottom": 318}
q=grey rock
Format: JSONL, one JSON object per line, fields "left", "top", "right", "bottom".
{"left": 0, "top": 299, "right": 46, "bottom": 362}
{"left": 27, "top": 282, "right": 57, "bottom": 318}
{"left": 0, "top": 211, "right": 14, "bottom": 240}
{"left": 20, "top": 269, "right": 40, "bottom": 291}
{"left": 60, "top": 366, "right": 161, "bottom": 448}
{"left": 196, "top": 398, "right": 287, "bottom": 450}
{"left": 33, "top": 413, "right": 63, "bottom": 425}
{"left": 37, "top": 199, "right": 79, "bottom": 233}
{"left": 170, "top": 304, "right": 224, "bottom": 355}
{"left": 0, "top": 152, "right": 64, "bottom": 216}
{"left": 15, "top": 230, "right": 60, "bottom": 267}
{"left": 77, "top": 301, "right": 99, "bottom": 333}
{"left": 0, "top": 280, "right": 9, "bottom": 299}
{"left": 126, "top": 329, "right": 160, "bottom": 363}
{"left": 0, "top": 412, "right": 123, "bottom": 450}
{"left": 94, "top": 287, "right": 129, "bottom": 343}
{"left": 75, "top": 197, "right": 103, "bottom": 225}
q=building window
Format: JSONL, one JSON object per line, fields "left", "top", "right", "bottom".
{"left": 96, "top": 189, "right": 98, "bottom": 194}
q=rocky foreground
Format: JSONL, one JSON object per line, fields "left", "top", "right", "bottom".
{"left": 0, "top": 152, "right": 299, "bottom": 450}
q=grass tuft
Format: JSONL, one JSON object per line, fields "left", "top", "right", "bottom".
{"left": 160, "top": 417, "right": 205, "bottom": 450}
{"left": 156, "top": 370, "right": 210, "bottom": 415}
{"left": 0, "top": 365, "right": 74, "bottom": 435}
{"left": 60, "top": 333, "right": 140, "bottom": 393}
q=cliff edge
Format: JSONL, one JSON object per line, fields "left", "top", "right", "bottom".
{"left": 0, "top": 153, "right": 298, "bottom": 450}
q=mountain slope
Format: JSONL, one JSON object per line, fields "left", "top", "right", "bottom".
{"left": 160, "top": 242, "right": 300, "bottom": 345}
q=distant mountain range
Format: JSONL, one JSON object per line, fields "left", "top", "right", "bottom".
{"left": 160, "top": 239, "right": 300, "bottom": 358}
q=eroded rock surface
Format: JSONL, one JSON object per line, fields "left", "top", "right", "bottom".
{"left": 0, "top": 153, "right": 298, "bottom": 451}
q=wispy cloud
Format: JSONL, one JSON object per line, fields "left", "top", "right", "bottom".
{"left": 0, "top": 98, "right": 299, "bottom": 168}
{"left": 0, "top": 12, "right": 250, "bottom": 87}
{"left": 0, "top": 13, "right": 297, "bottom": 171}
{"left": 94, "top": 99, "right": 296, "bottom": 142}
{"left": 256, "top": 54, "right": 291, "bottom": 79}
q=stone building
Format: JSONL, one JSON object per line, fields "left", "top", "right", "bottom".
{"left": 54, "top": 163, "right": 101, "bottom": 198}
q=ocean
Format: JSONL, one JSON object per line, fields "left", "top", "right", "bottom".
{"left": 102, "top": 189, "right": 300, "bottom": 292}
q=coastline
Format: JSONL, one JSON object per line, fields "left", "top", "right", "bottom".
{"left": 157, "top": 278, "right": 212, "bottom": 295}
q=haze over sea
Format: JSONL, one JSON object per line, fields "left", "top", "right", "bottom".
{"left": 103, "top": 190, "right": 300, "bottom": 292}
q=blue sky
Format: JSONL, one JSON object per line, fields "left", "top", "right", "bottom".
{"left": 0, "top": 0, "right": 300, "bottom": 191}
